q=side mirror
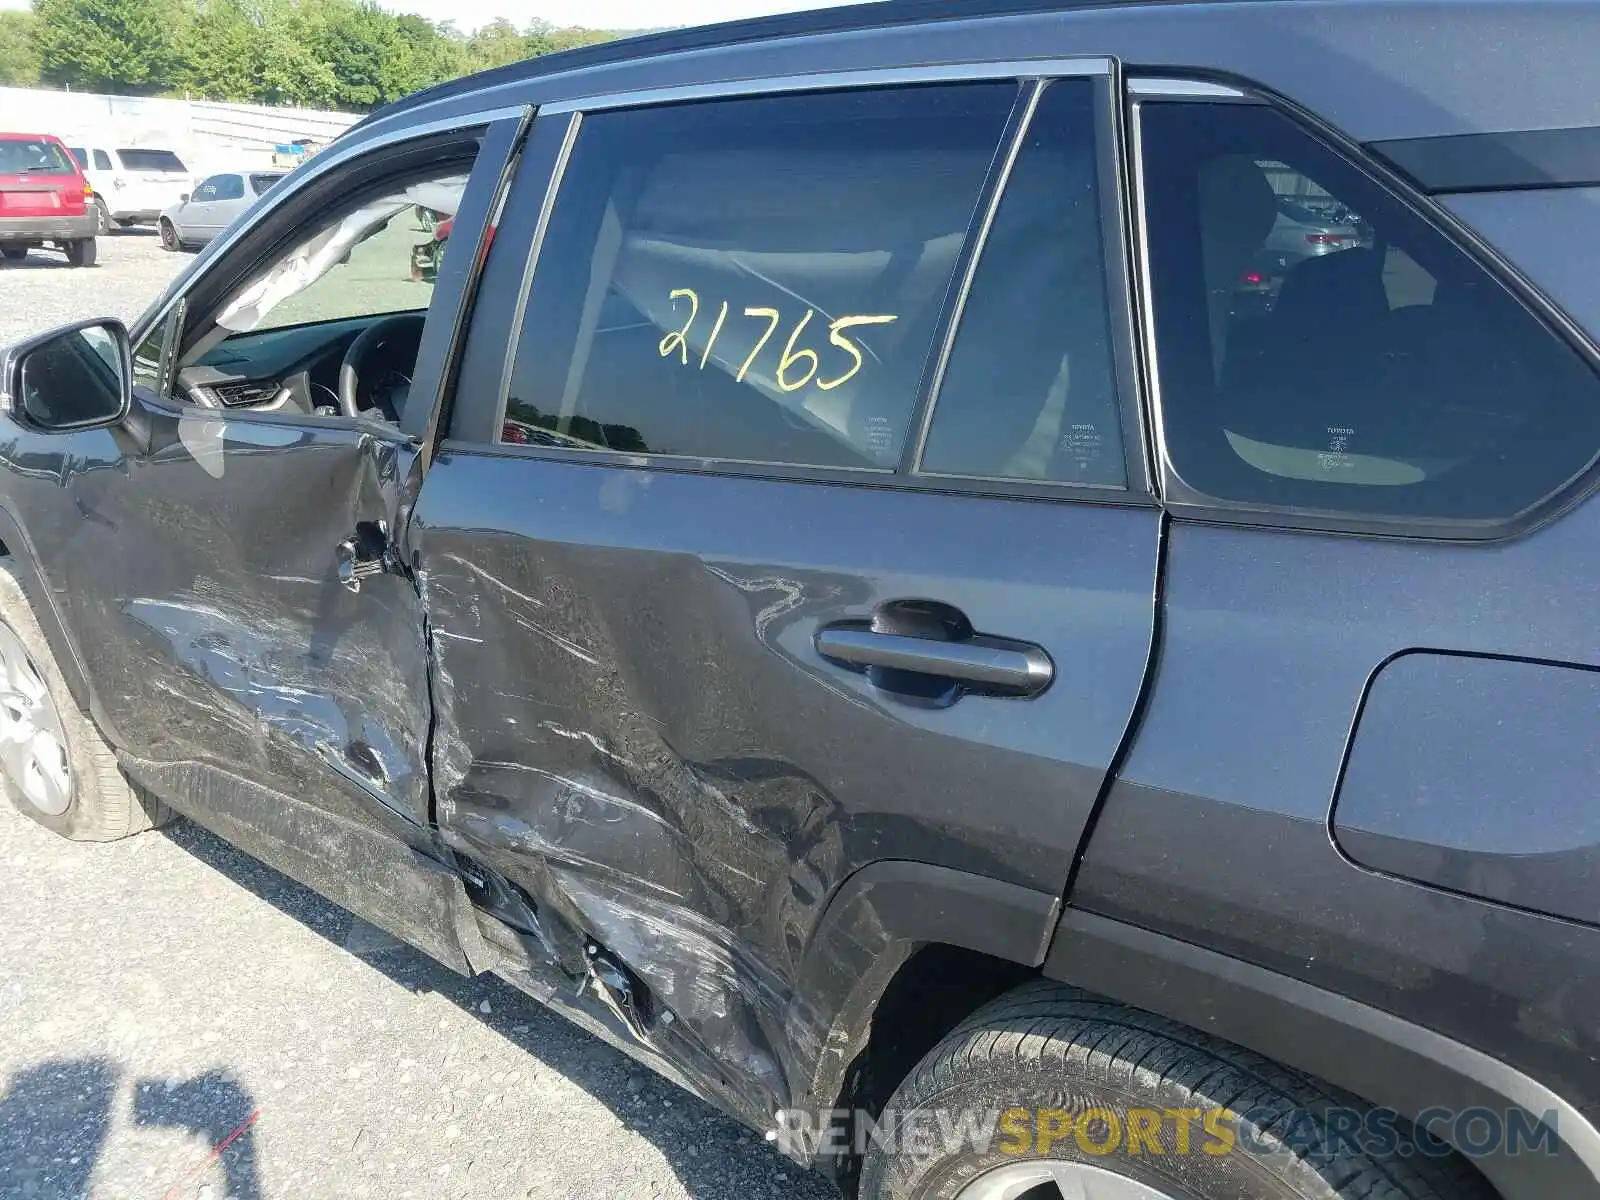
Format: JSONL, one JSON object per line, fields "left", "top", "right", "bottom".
{"left": 1, "top": 318, "right": 131, "bottom": 433}
{"left": 179, "top": 193, "right": 189, "bottom": 204}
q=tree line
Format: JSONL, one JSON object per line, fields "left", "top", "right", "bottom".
{"left": 0, "top": 0, "right": 629, "bottom": 111}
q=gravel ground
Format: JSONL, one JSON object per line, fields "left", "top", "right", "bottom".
{"left": 0, "top": 229, "right": 838, "bottom": 1200}
{"left": 0, "top": 230, "right": 189, "bottom": 349}
{"left": 0, "top": 798, "right": 836, "bottom": 1200}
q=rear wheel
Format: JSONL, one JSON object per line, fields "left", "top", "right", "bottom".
{"left": 159, "top": 218, "right": 180, "bottom": 251}
{"left": 64, "top": 238, "right": 96, "bottom": 268}
{"left": 0, "top": 560, "right": 168, "bottom": 840}
{"left": 0, "top": 247, "right": 25, "bottom": 262}
{"left": 860, "top": 982, "right": 1496, "bottom": 1200}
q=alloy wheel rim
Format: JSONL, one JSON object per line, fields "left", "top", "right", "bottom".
{"left": 161, "top": 222, "right": 176, "bottom": 249}
{"left": 954, "top": 1161, "right": 1180, "bottom": 1200}
{"left": 0, "top": 623, "right": 72, "bottom": 816}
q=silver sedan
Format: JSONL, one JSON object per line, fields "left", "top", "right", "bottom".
{"left": 158, "top": 170, "right": 285, "bottom": 251}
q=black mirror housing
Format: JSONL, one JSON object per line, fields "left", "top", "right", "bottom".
{"left": 1, "top": 318, "right": 132, "bottom": 434}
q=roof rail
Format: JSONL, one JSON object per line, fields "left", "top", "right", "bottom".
{"left": 352, "top": 0, "right": 1219, "bottom": 132}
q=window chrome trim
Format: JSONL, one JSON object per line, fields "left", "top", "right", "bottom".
{"left": 1124, "top": 95, "right": 1172, "bottom": 505}
{"left": 129, "top": 104, "right": 527, "bottom": 348}
{"left": 539, "top": 56, "right": 1113, "bottom": 115}
{"left": 1127, "top": 78, "right": 1251, "bottom": 99}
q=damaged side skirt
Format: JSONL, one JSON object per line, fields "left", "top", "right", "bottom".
{"left": 118, "top": 752, "right": 490, "bottom": 977}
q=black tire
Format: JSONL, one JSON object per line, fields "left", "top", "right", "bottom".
{"left": 64, "top": 238, "right": 97, "bottom": 268}
{"left": 0, "top": 560, "right": 169, "bottom": 841}
{"left": 0, "top": 247, "right": 25, "bottom": 262}
{"left": 860, "top": 982, "right": 1497, "bottom": 1200}
{"left": 114, "top": 217, "right": 137, "bottom": 229}
{"left": 94, "top": 196, "right": 112, "bottom": 235}
{"left": 159, "top": 218, "right": 180, "bottom": 252}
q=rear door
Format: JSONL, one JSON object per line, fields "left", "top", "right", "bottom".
{"left": 412, "top": 65, "right": 1159, "bottom": 1118}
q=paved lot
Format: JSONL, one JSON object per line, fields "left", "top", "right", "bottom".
{"left": 0, "top": 232, "right": 835, "bottom": 1200}
{"left": 0, "top": 230, "right": 188, "bottom": 348}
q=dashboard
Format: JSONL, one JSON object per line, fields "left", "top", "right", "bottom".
{"left": 176, "top": 311, "right": 424, "bottom": 422}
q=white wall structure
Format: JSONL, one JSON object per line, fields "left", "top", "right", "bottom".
{"left": 0, "top": 86, "right": 359, "bottom": 178}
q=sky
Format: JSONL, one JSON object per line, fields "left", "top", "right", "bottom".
{"left": 0, "top": 0, "right": 868, "bottom": 29}
{"left": 395, "top": 0, "right": 864, "bottom": 31}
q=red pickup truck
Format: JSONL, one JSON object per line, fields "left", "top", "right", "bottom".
{"left": 0, "top": 131, "right": 98, "bottom": 267}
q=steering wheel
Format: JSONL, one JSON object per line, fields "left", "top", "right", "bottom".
{"left": 337, "top": 312, "right": 427, "bottom": 419}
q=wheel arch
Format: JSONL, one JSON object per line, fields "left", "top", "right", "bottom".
{"left": 1043, "top": 907, "right": 1600, "bottom": 1200}
{"left": 785, "top": 860, "right": 1060, "bottom": 1178}
{"left": 0, "top": 504, "right": 93, "bottom": 715}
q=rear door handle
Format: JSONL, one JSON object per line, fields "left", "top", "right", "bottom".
{"left": 814, "top": 626, "right": 1053, "bottom": 698}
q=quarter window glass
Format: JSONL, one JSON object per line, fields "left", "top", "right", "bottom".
{"left": 1142, "top": 101, "right": 1600, "bottom": 522}
{"left": 920, "top": 81, "right": 1124, "bottom": 487}
{"left": 503, "top": 83, "right": 1018, "bottom": 467}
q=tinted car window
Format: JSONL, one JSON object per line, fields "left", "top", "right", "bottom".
{"left": 117, "top": 148, "right": 185, "bottom": 172}
{"left": 503, "top": 83, "right": 1018, "bottom": 467}
{"left": 93, "top": 150, "right": 113, "bottom": 171}
{"left": 920, "top": 81, "right": 1124, "bottom": 487}
{"left": 211, "top": 174, "right": 245, "bottom": 201}
{"left": 67, "top": 147, "right": 86, "bottom": 168}
{"left": 1141, "top": 101, "right": 1600, "bottom": 523}
{"left": 0, "top": 140, "right": 74, "bottom": 174}
{"left": 249, "top": 173, "right": 284, "bottom": 195}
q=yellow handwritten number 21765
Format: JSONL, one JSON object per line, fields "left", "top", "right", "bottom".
{"left": 658, "top": 288, "right": 898, "bottom": 392}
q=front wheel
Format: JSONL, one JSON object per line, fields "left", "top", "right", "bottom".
{"left": 860, "top": 982, "right": 1496, "bottom": 1200}
{"left": 0, "top": 561, "right": 168, "bottom": 840}
{"left": 64, "top": 238, "right": 96, "bottom": 268}
{"left": 159, "top": 219, "right": 180, "bottom": 252}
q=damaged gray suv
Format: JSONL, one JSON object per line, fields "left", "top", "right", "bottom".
{"left": 5, "top": 2, "right": 1600, "bottom": 1198}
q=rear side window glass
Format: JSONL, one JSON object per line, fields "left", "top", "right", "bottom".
{"left": 67, "top": 147, "right": 86, "bottom": 167}
{"left": 117, "top": 149, "right": 185, "bottom": 172}
{"left": 93, "top": 150, "right": 113, "bottom": 171}
{"left": 503, "top": 83, "right": 1018, "bottom": 467}
{"left": 920, "top": 80, "right": 1124, "bottom": 487}
{"left": 211, "top": 174, "right": 245, "bottom": 201}
{"left": 1141, "top": 101, "right": 1600, "bottom": 524}
{"left": 249, "top": 173, "right": 283, "bottom": 195}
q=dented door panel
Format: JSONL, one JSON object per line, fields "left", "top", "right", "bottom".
{"left": 412, "top": 450, "right": 1159, "bottom": 1125}
{"left": 4, "top": 399, "right": 435, "bottom": 847}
